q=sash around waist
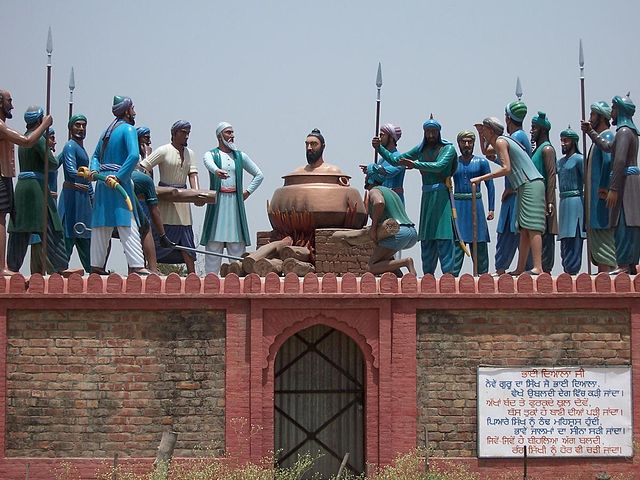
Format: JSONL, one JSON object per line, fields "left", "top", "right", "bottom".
{"left": 559, "top": 190, "right": 582, "bottom": 198}
{"left": 454, "top": 192, "right": 482, "bottom": 200}
{"left": 18, "top": 171, "right": 44, "bottom": 181}
{"left": 422, "top": 183, "right": 446, "bottom": 192}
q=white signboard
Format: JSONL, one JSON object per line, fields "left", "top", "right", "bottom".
{"left": 477, "top": 366, "right": 632, "bottom": 457}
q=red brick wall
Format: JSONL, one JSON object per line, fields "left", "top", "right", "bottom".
{"left": 417, "top": 309, "right": 631, "bottom": 457}
{"left": 6, "top": 309, "right": 225, "bottom": 458}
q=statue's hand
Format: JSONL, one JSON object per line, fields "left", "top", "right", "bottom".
{"left": 105, "top": 175, "right": 119, "bottom": 189}
{"left": 372, "top": 137, "right": 381, "bottom": 149}
{"left": 215, "top": 169, "right": 229, "bottom": 179}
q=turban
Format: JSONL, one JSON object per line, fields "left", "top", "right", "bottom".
{"left": 612, "top": 94, "right": 638, "bottom": 133}
{"left": 67, "top": 114, "right": 87, "bottom": 129}
{"left": 505, "top": 101, "right": 528, "bottom": 123}
{"left": 457, "top": 130, "right": 476, "bottom": 142}
{"left": 24, "top": 106, "right": 44, "bottom": 127}
{"left": 482, "top": 117, "right": 505, "bottom": 135}
{"left": 216, "top": 122, "right": 232, "bottom": 136}
{"left": 380, "top": 123, "right": 402, "bottom": 142}
{"left": 307, "top": 128, "right": 325, "bottom": 145}
{"left": 422, "top": 116, "right": 441, "bottom": 130}
{"left": 560, "top": 126, "right": 580, "bottom": 153}
{"left": 171, "top": 120, "right": 191, "bottom": 134}
{"left": 590, "top": 101, "right": 611, "bottom": 120}
{"left": 112, "top": 95, "right": 133, "bottom": 117}
{"left": 560, "top": 127, "right": 579, "bottom": 142}
{"left": 532, "top": 111, "right": 551, "bottom": 131}
{"left": 136, "top": 126, "right": 150, "bottom": 137}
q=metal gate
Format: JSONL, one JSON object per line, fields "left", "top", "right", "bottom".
{"left": 275, "top": 324, "right": 365, "bottom": 478}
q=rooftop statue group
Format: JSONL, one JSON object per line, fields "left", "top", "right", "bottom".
{"left": 0, "top": 89, "right": 638, "bottom": 278}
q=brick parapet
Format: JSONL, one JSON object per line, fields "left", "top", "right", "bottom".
{"left": 1, "top": 272, "right": 639, "bottom": 297}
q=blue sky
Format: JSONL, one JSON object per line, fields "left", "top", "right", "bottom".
{"left": 5, "top": 0, "right": 639, "bottom": 275}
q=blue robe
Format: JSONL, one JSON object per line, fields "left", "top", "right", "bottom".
{"left": 453, "top": 155, "right": 495, "bottom": 243}
{"left": 369, "top": 148, "right": 406, "bottom": 203}
{"left": 588, "top": 131, "right": 614, "bottom": 229}
{"left": 90, "top": 122, "right": 139, "bottom": 228}
{"left": 58, "top": 139, "right": 93, "bottom": 238}
{"left": 557, "top": 153, "right": 585, "bottom": 240}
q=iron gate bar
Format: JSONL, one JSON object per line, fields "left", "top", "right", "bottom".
{"left": 283, "top": 330, "right": 363, "bottom": 389}
{"left": 275, "top": 329, "right": 335, "bottom": 379}
{"left": 275, "top": 397, "right": 360, "bottom": 468}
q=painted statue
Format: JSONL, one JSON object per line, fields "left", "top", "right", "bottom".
{"left": 495, "top": 100, "right": 531, "bottom": 274}
{"left": 364, "top": 176, "right": 417, "bottom": 275}
{"left": 140, "top": 120, "right": 199, "bottom": 273}
{"left": 472, "top": 117, "right": 545, "bottom": 275}
{"left": 584, "top": 94, "right": 640, "bottom": 274}
{"left": 557, "top": 127, "right": 585, "bottom": 274}
{"left": 360, "top": 123, "right": 406, "bottom": 203}
{"left": 200, "top": 122, "right": 264, "bottom": 274}
{"left": 452, "top": 130, "right": 495, "bottom": 276}
{"left": 89, "top": 96, "right": 147, "bottom": 275}
{"left": 530, "top": 111, "right": 558, "bottom": 273}
{"left": 7, "top": 106, "right": 69, "bottom": 274}
{"left": 57, "top": 114, "right": 92, "bottom": 272}
{"left": 581, "top": 102, "right": 616, "bottom": 272}
{"left": 374, "top": 117, "right": 457, "bottom": 275}
{"left": 0, "top": 89, "right": 52, "bottom": 276}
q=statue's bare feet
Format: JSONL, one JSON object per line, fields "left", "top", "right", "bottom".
{"left": 405, "top": 257, "right": 416, "bottom": 276}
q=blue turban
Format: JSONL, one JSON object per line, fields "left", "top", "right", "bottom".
{"left": 171, "top": 120, "right": 191, "bottom": 135}
{"left": 112, "top": 95, "right": 133, "bottom": 117}
{"left": 612, "top": 95, "right": 638, "bottom": 133}
{"left": 24, "top": 106, "right": 44, "bottom": 128}
{"left": 136, "top": 126, "right": 150, "bottom": 137}
{"left": 590, "top": 101, "right": 611, "bottom": 121}
{"left": 423, "top": 117, "right": 442, "bottom": 130}
{"left": 67, "top": 114, "right": 87, "bottom": 129}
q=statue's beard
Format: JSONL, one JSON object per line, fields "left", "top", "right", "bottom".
{"left": 306, "top": 147, "right": 324, "bottom": 164}
{"left": 3, "top": 107, "right": 12, "bottom": 119}
{"left": 222, "top": 138, "right": 238, "bottom": 151}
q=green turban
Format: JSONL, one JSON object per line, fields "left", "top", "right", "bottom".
{"left": 532, "top": 111, "right": 551, "bottom": 131}
{"left": 505, "top": 101, "right": 527, "bottom": 123}
{"left": 612, "top": 95, "right": 637, "bottom": 133}
{"left": 590, "top": 101, "right": 611, "bottom": 120}
{"left": 68, "top": 114, "right": 87, "bottom": 129}
{"left": 457, "top": 130, "right": 476, "bottom": 142}
{"left": 560, "top": 126, "right": 580, "bottom": 153}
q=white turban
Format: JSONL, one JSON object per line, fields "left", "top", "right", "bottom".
{"left": 216, "top": 122, "right": 232, "bottom": 136}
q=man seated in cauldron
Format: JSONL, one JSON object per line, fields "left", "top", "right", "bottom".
{"left": 296, "top": 128, "right": 343, "bottom": 174}
{"left": 364, "top": 173, "right": 418, "bottom": 276}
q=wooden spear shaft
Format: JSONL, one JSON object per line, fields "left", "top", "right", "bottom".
{"left": 41, "top": 27, "right": 52, "bottom": 274}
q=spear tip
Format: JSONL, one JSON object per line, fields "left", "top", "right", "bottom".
{"left": 515, "top": 76, "right": 523, "bottom": 100}
{"left": 376, "top": 62, "right": 383, "bottom": 88}
{"left": 46, "top": 26, "right": 53, "bottom": 54}
{"left": 69, "top": 67, "right": 75, "bottom": 91}
{"left": 579, "top": 39, "right": 584, "bottom": 68}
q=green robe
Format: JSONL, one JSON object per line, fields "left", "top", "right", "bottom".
{"left": 379, "top": 142, "right": 457, "bottom": 241}
{"left": 9, "top": 133, "right": 63, "bottom": 233}
{"left": 199, "top": 148, "right": 251, "bottom": 246}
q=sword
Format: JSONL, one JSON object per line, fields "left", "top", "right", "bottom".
{"left": 72, "top": 223, "right": 243, "bottom": 260}
{"left": 445, "top": 177, "right": 471, "bottom": 257}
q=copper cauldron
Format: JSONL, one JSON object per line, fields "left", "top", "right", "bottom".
{"left": 268, "top": 168, "right": 367, "bottom": 236}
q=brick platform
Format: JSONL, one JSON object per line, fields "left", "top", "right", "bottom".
{"left": 0, "top": 271, "right": 638, "bottom": 479}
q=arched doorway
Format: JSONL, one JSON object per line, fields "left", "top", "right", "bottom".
{"left": 274, "top": 324, "right": 365, "bottom": 477}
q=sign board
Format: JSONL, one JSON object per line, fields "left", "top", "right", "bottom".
{"left": 477, "top": 366, "right": 632, "bottom": 457}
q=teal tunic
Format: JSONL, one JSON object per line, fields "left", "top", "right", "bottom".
{"left": 379, "top": 142, "right": 457, "bottom": 241}
{"left": 9, "top": 133, "right": 63, "bottom": 233}
{"left": 199, "top": 148, "right": 250, "bottom": 246}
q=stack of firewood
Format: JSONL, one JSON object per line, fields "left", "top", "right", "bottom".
{"left": 219, "top": 236, "right": 315, "bottom": 277}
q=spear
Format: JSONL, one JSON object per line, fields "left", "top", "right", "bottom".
{"left": 579, "top": 39, "right": 592, "bottom": 275}
{"left": 374, "top": 62, "right": 382, "bottom": 163}
{"left": 40, "top": 26, "right": 53, "bottom": 274}
{"left": 515, "top": 77, "right": 523, "bottom": 101}
{"left": 68, "top": 66, "right": 75, "bottom": 121}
